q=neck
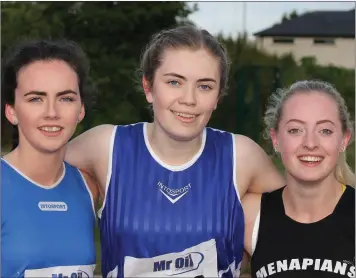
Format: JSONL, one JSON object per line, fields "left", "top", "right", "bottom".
{"left": 4, "top": 144, "right": 65, "bottom": 186}
{"left": 283, "top": 174, "right": 343, "bottom": 223}
{"left": 146, "top": 122, "right": 204, "bottom": 166}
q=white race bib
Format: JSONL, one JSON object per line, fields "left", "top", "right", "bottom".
{"left": 24, "top": 264, "right": 95, "bottom": 278}
{"left": 123, "top": 239, "right": 218, "bottom": 277}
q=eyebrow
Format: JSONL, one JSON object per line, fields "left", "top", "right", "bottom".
{"left": 23, "top": 90, "right": 78, "bottom": 97}
{"left": 285, "top": 119, "right": 336, "bottom": 126}
{"left": 163, "top": 73, "right": 217, "bottom": 83}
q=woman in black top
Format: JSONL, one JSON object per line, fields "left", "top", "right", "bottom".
{"left": 242, "top": 80, "right": 355, "bottom": 278}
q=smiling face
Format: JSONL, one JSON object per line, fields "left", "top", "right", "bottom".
{"left": 271, "top": 91, "right": 351, "bottom": 184}
{"left": 143, "top": 48, "right": 220, "bottom": 141}
{"left": 5, "top": 59, "right": 85, "bottom": 154}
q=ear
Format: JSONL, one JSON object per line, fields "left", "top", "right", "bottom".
{"left": 341, "top": 129, "right": 352, "bottom": 152}
{"left": 77, "top": 104, "right": 86, "bottom": 123}
{"left": 270, "top": 128, "right": 279, "bottom": 152}
{"left": 5, "top": 104, "right": 18, "bottom": 125}
{"left": 142, "top": 75, "right": 153, "bottom": 104}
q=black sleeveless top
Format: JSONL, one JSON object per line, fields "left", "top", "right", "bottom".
{"left": 251, "top": 185, "right": 355, "bottom": 278}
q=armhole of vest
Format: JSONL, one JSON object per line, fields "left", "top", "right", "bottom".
{"left": 77, "top": 169, "right": 96, "bottom": 219}
{"left": 251, "top": 209, "right": 261, "bottom": 257}
{"left": 98, "top": 125, "right": 118, "bottom": 219}
{"left": 231, "top": 133, "right": 241, "bottom": 202}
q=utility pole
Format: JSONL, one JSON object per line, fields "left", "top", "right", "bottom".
{"left": 242, "top": 2, "right": 247, "bottom": 36}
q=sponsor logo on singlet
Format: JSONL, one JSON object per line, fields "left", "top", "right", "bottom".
{"left": 38, "top": 202, "right": 68, "bottom": 211}
{"left": 123, "top": 239, "right": 218, "bottom": 277}
{"left": 52, "top": 270, "right": 90, "bottom": 278}
{"left": 153, "top": 252, "right": 204, "bottom": 275}
{"left": 24, "top": 265, "right": 95, "bottom": 278}
{"left": 255, "top": 258, "right": 355, "bottom": 278}
{"left": 157, "top": 181, "right": 191, "bottom": 204}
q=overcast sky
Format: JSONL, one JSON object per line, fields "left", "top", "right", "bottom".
{"left": 188, "top": 2, "right": 355, "bottom": 38}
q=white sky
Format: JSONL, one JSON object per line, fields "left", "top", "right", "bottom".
{"left": 188, "top": 1, "right": 355, "bottom": 38}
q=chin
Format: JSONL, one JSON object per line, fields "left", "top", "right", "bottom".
{"left": 36, "top": 142, "right": 67, "bottom": 154}
{"left": 291, "top": 171, "right": 330, "bottom": 184}
{"left": 170, "top": 126, "right": 205, "bottom": 142}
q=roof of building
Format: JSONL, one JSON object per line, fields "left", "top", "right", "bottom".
{"left": 254, "top": 9, "right": 355, "bottom": 38}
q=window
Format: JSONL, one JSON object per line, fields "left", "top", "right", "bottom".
{"left": 313, "top": 38, "right": 335, "bottom": 45}
{"left": 273, "top": 37, "right": 294, "bottom": 44}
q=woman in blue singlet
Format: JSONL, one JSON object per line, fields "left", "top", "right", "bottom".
{"left": 65, "top": 25, "right": 285, "bottom": 277}
{"left": 1, "top": 39, "right": 98, "bottom": 277}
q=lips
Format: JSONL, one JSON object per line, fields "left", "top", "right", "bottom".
{"left": 297, "top": 155, "right": 324, "bottom": 168}
{"left": 38, "top": 126, "right": 63, "bottom": 133}
{"left": 171, "top": 110, "right": 200, "bottom": 124}
{"left": 171, "top": 110, "right": 198, "bottom": 118}
{"left": 298, "top": 156, "right": 324, "bottom": 162}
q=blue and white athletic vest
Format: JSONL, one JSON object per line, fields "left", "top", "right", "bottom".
{"left": 99, "top": 123, "right": 244, "bottom": 277}
{"left": 1, "top": 159, "right": 96, "bottom": 278}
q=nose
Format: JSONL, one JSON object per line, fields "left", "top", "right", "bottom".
{"left": 179, "top": 85, "right": 197, "bottom": 106}
{"left": 44, "top": 99, "right": 60, "bottom": 119}
{"left": 302, "top": 130, "right": 319, "bottom": 150}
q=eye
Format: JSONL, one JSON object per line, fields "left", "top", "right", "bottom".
{"left": 167, "top": 80, "right": 180, "bottom": 87}
{"left": 320, "top": 129, "right": 333, "bottom": 135}
{"left": 28, "top": 97, "right": 42, "bottom": 102}
{"left": 199, "top": 84, "right": 212, "bottom": 91}
{"left": 60, "top": 97, "right": 75, "bottom": 102}
{"left": 288, "top": 128, "right": 301, "bottom": 134}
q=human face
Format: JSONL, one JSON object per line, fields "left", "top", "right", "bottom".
{"left": 5, "top": 60, "right": 85, "bottom": 154}
{"left": 143, "top": 48, "right": 220, "bottom": 141}
{"left": 270, "top": 91, "right": 351, "bottom": 184}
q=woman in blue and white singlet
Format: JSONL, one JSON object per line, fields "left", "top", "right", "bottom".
{"left": 65, "top": 25, "right": 285, "bottom": 278}
{"left": 1, "top": 39, "right": 98, "bottom": 277}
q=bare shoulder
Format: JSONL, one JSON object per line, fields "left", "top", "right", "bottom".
{"left": 241, "top": 192, "right": 262, "bottom": 256}
{"left": 65, "top": 124, "right": 117, "bottom": 191}
{"left": 234, "top": 134, "right": 268, "bottom": 160}
{"left": 233, "top": 134, "right": 284, "bottom": 196}
{"left": 81, "top": 124, "right": 116, "bottom": 139}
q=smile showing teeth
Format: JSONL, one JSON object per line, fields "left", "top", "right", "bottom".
{"left": 39, "top": 126, "right": 62, "bottom": 132}
{"left": 299, "top": 156, "right": 323, "bottom": 162}
{"left": 172, "top": 111, "right": 197, "bottom": 118}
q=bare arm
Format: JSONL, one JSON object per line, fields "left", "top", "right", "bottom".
{"left": 65, "top": 124, "right": 115, "bottom": 194}
{"left": 234, "top": 135, "right": 285, "bottom": 198}
{"left": 241, "top": 192, "right": 262, "bottom": 257}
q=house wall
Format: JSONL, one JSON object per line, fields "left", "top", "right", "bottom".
{"left": 255, "top": 36, "right": 355, "bottom": 69}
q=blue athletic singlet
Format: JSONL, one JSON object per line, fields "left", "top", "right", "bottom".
{"left": 1, "top": 159, "right": 96, "bottom": 278}
{"left": 99, "top": 122, "right": 244, "bottom": 277}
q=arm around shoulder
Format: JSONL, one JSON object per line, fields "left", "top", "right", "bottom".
{"left": 234, "top": 134, "right": 284, "bottom": 197}
{"left": 65, "top": 124, "right": 116, "bottom": 189}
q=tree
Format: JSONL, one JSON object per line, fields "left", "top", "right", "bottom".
{"left": 1, "top": 1, "right": 196, "bottom": 146}
{"left": 281, "top": 9, "right": 298, "bottom": 22}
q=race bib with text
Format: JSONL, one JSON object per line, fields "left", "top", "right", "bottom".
{"left": 123, "top": 239, "right": 218, "bottom": 277}
{"left": 24, "top": 264, "right": 95, "bottom": 278}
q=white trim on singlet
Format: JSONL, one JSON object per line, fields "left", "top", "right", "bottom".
{"left": 77, "top": 169, "right": 96, "bottom": 219}
{"left": 97, "top": 125, "right": 118, "bottom": 219}
{"left": 1, "top": 158, "right": 65, "bottom": 189}
{"left": 231, "top": 134, "right": 241, "bottom": 202}
{"left": 143, "top": 122, "right": 206, "bottom": 172}
{"left": 251, "top": 209, "right": 261, "bottom": 256}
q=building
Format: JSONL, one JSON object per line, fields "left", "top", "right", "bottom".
{"left": 253, "top": 9, "right": 355, "bottom": 69}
